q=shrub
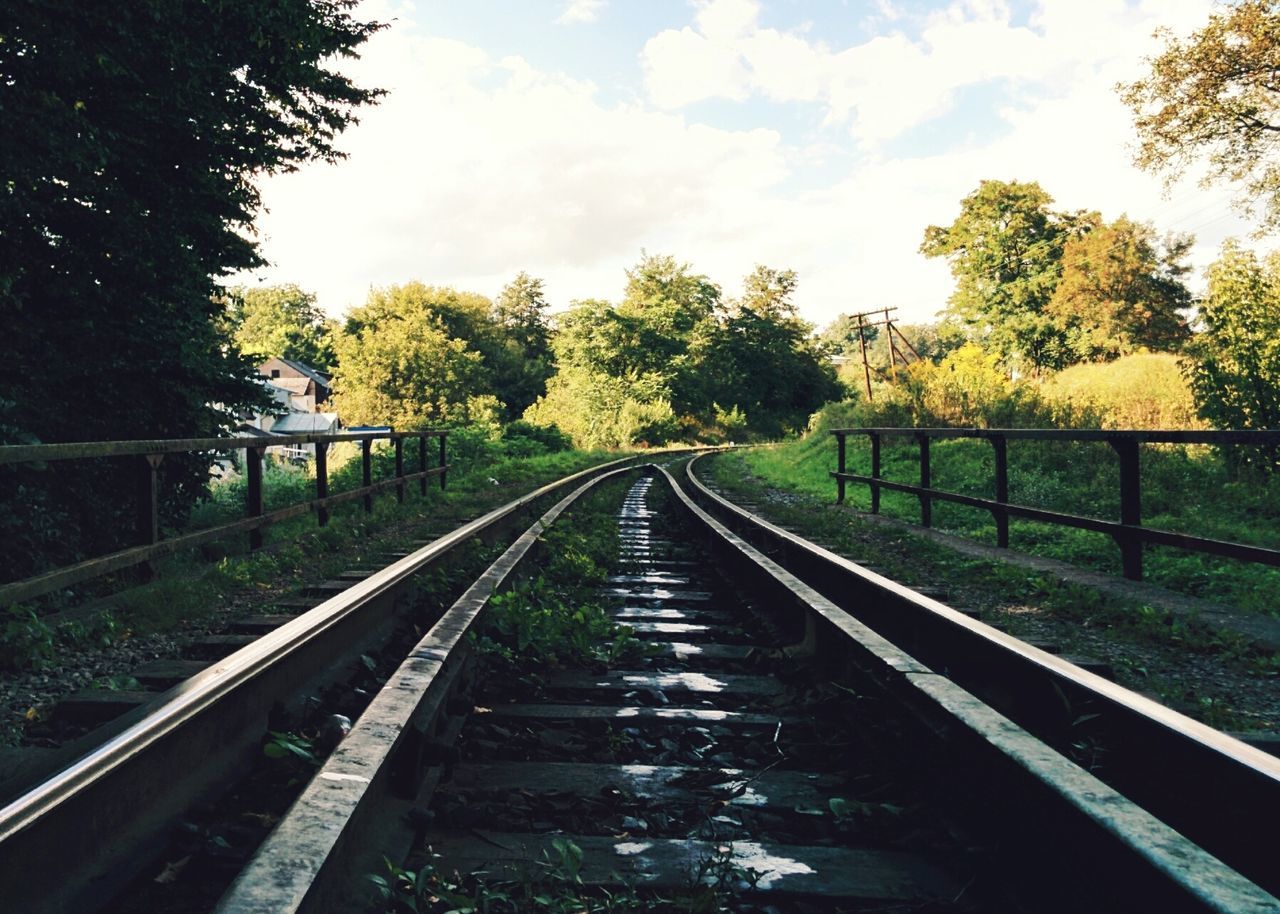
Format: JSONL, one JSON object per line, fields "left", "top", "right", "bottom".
{"left": 1042, "top": 352, "right": 1202, "bottom": 429}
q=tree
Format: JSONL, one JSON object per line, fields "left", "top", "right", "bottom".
{"left": 229, "top": 284, "right": 337, "bottom": 371}
{"left": 0, "top": 0, "right": 381, "bottom": 579}
{"left": 332, "top": 285, "right": 496, "bottom": 429}
{"left": 1183, "top": 241, "right": 1280, "bottom": 468}
{"left": 1046, "top": 216, "right": 1193, "bottom": 361}
{"left": 492, "top": 273, "right": 555, "bottom": 419}
{"left": 921, "top": 180, "right": 1086, "bottom": 373}
{"left": 1121, "top": 1, "right": 1280, "bottom": 231}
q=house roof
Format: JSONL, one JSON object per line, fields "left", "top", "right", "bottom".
{"left": 270, "top": 412, "right": 339, "bottom": 434}
{"left": 275, "top": 357, "right": 331, "bottom": 388}
{"left": 269, "top": 377, "right": 312, "bottom": 396}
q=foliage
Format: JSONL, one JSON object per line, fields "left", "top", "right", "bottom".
{"left": 1043, "top": 353, "right": 1202, "bottom": 430}
{"left": 493, "top": 272, "right": 556, "bottom": 419}
{"left": 226, "top": 283, "right": 337, "bottom": 371}
{"left": 528, "top": 257, "right": 838, "bottom": 446}
{"left": 1121, "top": 0, "right": 1280, "bottom": 231}
{"left": 332, "top": 284, "right": 496, "bottom": 428}
{"left": 0, "top": 0, "right": 381, "bottom": 578}
{"left": 921, "top": 180, "right": 1082, "bottom": 373}
{"left": 1046, "top": 216, "right": 1192, "bottom": 361}
{"left": 1183, "top": 241, "right": 1280, "bottom": 470}
{"left": 921, "top": 181, "right": 1192, "bottom": 373}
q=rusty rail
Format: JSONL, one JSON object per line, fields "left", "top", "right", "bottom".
{"left": 0, "top": 429, "right": 449, "bottom": 605}
{"left": 830, "top": 427, "right": 1280, "bottom": 581}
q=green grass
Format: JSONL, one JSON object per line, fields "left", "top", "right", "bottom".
{"left": 703, "top": 449, "right": 1277, "bottom": 730}
{"left": 734, "top": 432, "right": 1280, "bottom": 614}
{"left": 2, "top": 435, "right": 629, "bottom": 674}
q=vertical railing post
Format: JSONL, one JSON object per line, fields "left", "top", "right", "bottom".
{"left": 419, "top": 435, "right": 428, "bottom": 496}
{"left": 835, "top": 432, "right": 846, "bottom": 504}
{"left": 1110, "top": 436, "right": 1143, "bottom": 580}
{"left": 869, "top": 432, "right": 881, "bottom": 514}
{"left": 992, "top": 434, "right": 1009, "bottom": 548}
{"left": 246, "top": 446, "right": 264, "bottom": 551}
{"left": 136, "top": 454, "right": 163, "bottom": 546}
{"left": 917, "top": 432, "right": 932, "bottom": 528}
{"left": 361, "top": 438, "right": 373, "bottom": 513}
{"left": 439, "top": 434, "right": 448, "bottom": 491}
{"left": 314, "top": 440, "right": 329, "bottom": 527}
{"left": 394, "top": 436, "right": 405, "bottom": 504}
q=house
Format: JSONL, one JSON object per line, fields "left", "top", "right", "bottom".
{"left": 258, "top": 357, "right": 332, "bottom": 412}
{"left": 267, "top": 411, "right": 340, "bottom": 461}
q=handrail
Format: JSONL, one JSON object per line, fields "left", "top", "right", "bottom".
{"left": 1, "top": 428, "right": 450, "bottom": 604}
{"left": 830, "top": 427, "right": 1279, "bottom": 581}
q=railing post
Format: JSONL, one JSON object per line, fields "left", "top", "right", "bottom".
{"left": 394, "top": 436, "right": 405, "bottom": 504}
{"left": 439, "top": 434, "right": 448, "bottom": 491}
{"left": 314, "top": 441, "right": 329, "bottom": 527}
{"left": 869, "top": 432, "right": 881, "bottom": 514}
{"left": 992, "top": 434, "right": 1009, "bottom": 548}
{"left": 1110, "top": 436, "right": 1143, "bottom": 580}
{"left": 917, "top": 433, "right": 931, "bottom": 528}
{"left": 247, "top": 446, "right": 264, "bottom": 551}
{"left": 136, "top": 454, "right": 163, "bottom": 546}
{"left": 419, "top": 435, "right": 428, "bottom": 496}
{"left": 835, "top": 432, "right": 846, "bottom": 504}
{"left": 362, "top": 438, "right": 373, "bottom": 513}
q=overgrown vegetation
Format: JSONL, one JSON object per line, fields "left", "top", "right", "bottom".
{"left": 703, "top": 449, "right": 1279, "bottom": 730}
{"left": 0, "top": 429, "right": 617, "bottom": 674}
{"left": 746, "top": 413, "right": 1280, "bottom": 614}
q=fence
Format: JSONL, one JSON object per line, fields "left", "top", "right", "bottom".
{"left": 829, "top": 427, "right": 1280, "bottom": 581}
{"left": 0, "top": 429, "right": 449, "bottom": 605}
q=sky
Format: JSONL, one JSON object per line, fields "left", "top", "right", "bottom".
{"left": 242, "top": 0, "right": 1259, "bottom": 329}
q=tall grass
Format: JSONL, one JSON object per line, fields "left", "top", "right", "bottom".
{"left": 738, "top": 421, "right": 1280, "bottom": 614}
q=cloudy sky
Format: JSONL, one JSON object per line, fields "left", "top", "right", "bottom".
{"left": 242, "top": 0, "right": 1257, "bottom": 328}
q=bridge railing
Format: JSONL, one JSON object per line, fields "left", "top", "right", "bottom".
{"left": 829, "top": 427, "right": 1280, "bottom": 581}
{"left": 0, "top": 429, "right": 449, "bottom": 605}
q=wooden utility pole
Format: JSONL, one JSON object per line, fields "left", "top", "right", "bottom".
{"left": 856, "top": 313, "right": 873, "bottom": 400}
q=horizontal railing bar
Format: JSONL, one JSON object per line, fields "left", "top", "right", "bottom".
{"left": 831, "top": 471, "right": 1280, "bottom": 567}
{"left": 829, "top": 427, "right": 1280, "bottom": 445}
{"left": 0, "top": 430, "right": 448, "bottom": 466}
{"left": 0, "top": 464, "right": 452, "bottom": 605}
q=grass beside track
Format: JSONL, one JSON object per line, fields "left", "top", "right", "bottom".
{"left": 740, "top": 431, "right": 1280, "bottom": 615}
{"left": 702, "top": 448, "right": 1280, "bottom": 733}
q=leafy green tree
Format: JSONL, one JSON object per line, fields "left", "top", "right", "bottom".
{"left": 492, "top": 272, "right": 555, "bottom": 419}
{"left": 332, "top": 285, "right": 496, "bottom": 429}
{"left": 1121, "top": 1, "right": 1280, "bottom": 231}
{"left": 921, "top": 180, "right": 1085, "bottom": 373}
{"left": 0, "top": 0, "right": 381, "bottom": 579}
{"left": 1046, "top": 216, "right": 1192, "bottom": 361}
{"left": 229, "top": 284, "right": 337, "bottom": 371}
{"left": 702, "top": 266, "right": 840, "bottom": 438}
{"left": 1183, "top": 241, "right": 1280, "bottom": 468}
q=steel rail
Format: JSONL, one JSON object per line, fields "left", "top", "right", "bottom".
{"left": 684, "top": 453, "right": 1280, "bottom": 897}
{"left": 0, "top": 453, "right": 644, "bottom": 914}
{"left": 664, "top": 461, "right": 1279, "bottom": 912}
{"left": 214, "top": 465, "right": 642, "bottom": 914}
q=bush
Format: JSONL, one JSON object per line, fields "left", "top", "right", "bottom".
{"left": 1042, "top": 353, "right": 1202, "bottom": 429}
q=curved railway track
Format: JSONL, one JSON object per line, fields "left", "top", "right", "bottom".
{"left": 1, "top": 455, "right": 1277, "bottom": 913}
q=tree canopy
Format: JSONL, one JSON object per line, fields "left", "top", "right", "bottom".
{"left": 228, "top": 284, "right": 337, "bottom": 371}
{"left": 0, "top": 0, "right": 381, "bottom": 578}
{"left": 923, "top": 179, "right": 1193, "bottom": 372}
{"left": 1184, "top": 241, "right": 1280, "bottom": 454}
{"left": 1121, "top": 0, "right": 1280, "bottom": 232}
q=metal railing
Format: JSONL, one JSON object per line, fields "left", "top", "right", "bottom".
{"left": 0, "top": 429, "right": 449, "bottom": 605}
{"left": 830, "top": 427, "right": 1280, "bottom": 581}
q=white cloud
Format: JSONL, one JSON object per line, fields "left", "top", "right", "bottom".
{"left": 556, "top": 0, "right": 605, "bottom": 25}
{"left": 244, "top": 0, "right": 1253, "bottom": 333}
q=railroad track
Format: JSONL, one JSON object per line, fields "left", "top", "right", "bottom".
{"left": 2, "top": 457, "right": 1278, "bottom": 913}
